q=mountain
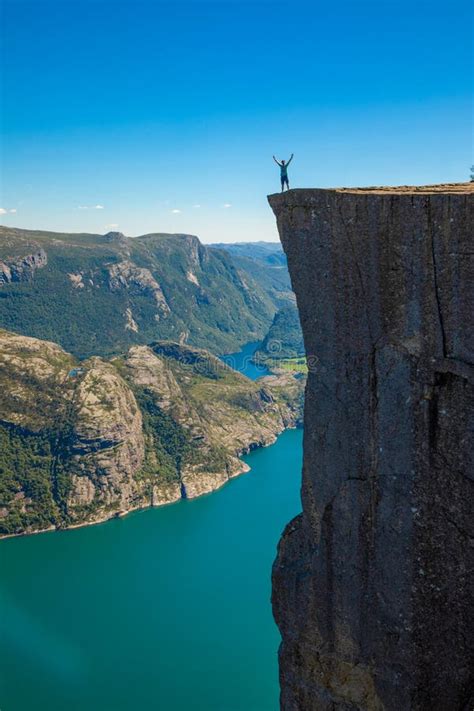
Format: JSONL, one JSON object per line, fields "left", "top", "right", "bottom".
{"left": 210, "top": 241, "right": 287, "bottom": 266}
{"left": 0, "top": 227, "right": 278, "bottom": 359}
{"left": 210, "top": 241, "right": 293, "bottom": 308}
{"left": 211, "top": 243, "right": 304, "bottom": 360}
{"left": 254, "top": 303, "right": 304, "bottom": 362}
{"left": 0, "top": 329, "right": 304, "bottom": 537}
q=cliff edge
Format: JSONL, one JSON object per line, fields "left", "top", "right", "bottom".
{"left": 268, "top": 184, "right": 473, "bottom": 710}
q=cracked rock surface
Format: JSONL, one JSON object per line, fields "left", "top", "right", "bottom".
{"left": 268, "top": 184, "right": 473, "bottom": 711}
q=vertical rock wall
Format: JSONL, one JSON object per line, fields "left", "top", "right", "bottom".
{"left": 268, "top": 185, "right": 473, "bottom": 711}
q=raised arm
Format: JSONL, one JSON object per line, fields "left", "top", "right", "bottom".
{"left": 273, "top": 155, "right": 282, "bottom": 166}
{"left": 287, "top": 153, "right": 294, "bottom": 165}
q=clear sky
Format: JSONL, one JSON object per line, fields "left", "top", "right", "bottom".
{"left": 0, "top": 0, "right": 472, "bottom": 242}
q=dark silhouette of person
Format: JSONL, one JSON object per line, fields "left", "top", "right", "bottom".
{"left": 273, "top": 154, "right": 294, "bottom": 191}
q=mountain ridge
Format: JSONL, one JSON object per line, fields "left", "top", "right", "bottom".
{"left": 0, "top": 226, "right": 279, "bottom": 358}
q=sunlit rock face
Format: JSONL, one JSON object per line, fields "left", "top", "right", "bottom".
{"left": 268, "top": 185, "right": 473, "bottom": 711}
{"left": 0, "top": 331, "right": 304, "bottom": 537}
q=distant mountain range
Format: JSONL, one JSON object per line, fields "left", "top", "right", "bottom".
{"left": 210, "top": 243, "right": 303, "bottom": 363}
{"left": 0, "top": 227, "right": 303, "bottom": 363}
{"left": 255, "top": 304, "right": 305, "bottom": 362}
{"left": 211, "top": 241, "right": 292, "bottom": 309}
{"left": 0, "top": 228, "right": 294, "bottom": 359}
{"left": 210, "top": 240, "right": 287, "bottom": 267}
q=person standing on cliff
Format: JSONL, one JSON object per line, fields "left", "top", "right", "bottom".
{"left": 273, "top": 154, "right": 294, "bottom": 191}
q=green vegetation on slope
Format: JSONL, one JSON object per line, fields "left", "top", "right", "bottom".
{"left": 0, "top": 424, "right": 56, "bottom": 535}
{"left": 273, "top": 357, "right": 308, "bottom": 374}
{"left": 254, "top": 304, "right": 304, "bottom": 363}
{"left": 211, "top": 241, "right": 293, "bottom": 309}
{"left": 135, "top": 388, "right": 191, "bottom": 484}
{"left": 0, "top": 227, "right": 279, "bottom": 358}
{"left": 210, "top": 241, "right": 287, "bottom": 267}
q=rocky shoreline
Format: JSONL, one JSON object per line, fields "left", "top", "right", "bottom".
{"left": 0, "top": 330, "right": 304, "bottom": 539}
{"left": 1, "top": 423, "right": 298, "bottom": 540}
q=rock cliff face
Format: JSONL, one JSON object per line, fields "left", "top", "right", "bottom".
{"left": 106, "top": 260, "right": 170, "bottom": 317}
{"left": 68, "top": 358, "right": 146, "bottom": 516}
{"left": 123, "top": 342, "right": 303, "bottom": 499}
{"left": 0, "top": 248, "right": 47, "bottom": 284}
{"left": 268, "top": 185, "right": 473, "bottom": 711}
{"left": 0, "top": 330, "right": 304, "bottom": 537}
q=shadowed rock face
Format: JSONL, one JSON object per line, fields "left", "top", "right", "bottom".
{"left": 0, "top": 248, "right": 48, "bottom": 284}
{"left": 268, "top": 185, "right": 474, "bottom": 711}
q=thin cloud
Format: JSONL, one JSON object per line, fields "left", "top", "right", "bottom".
{"left": 0, "top": 208, "right": 7, "bottom": 214}
{"left": 193, "top": 204, "right": 201, "bottom": 208}
{"left": 222, "top": 203, "right": 232, "bottom": 208}
{"left": 94, "top": 204, "right": 104, "bottom": 209}
{"left": 172, "top": 209, "right": 181, "bottom": 214}
{"left": 78, "top": 204, "right": 105, "bottom": 210}
{"left": 9, "top": 209, "right": 17, "bottom": 213}
{"left": 106, "top": 223, "right": 119, "bottom": 229}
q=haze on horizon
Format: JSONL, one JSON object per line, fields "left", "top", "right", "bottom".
{"left": 0, "top": 0, "right": 471, "bottom": 243}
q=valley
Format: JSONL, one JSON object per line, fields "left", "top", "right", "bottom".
{"left": 0, "top": 229, "right": 295, "bottom": 359}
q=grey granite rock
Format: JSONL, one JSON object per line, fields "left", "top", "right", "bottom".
{"left": 268, "top": 185, "right": 474, "bottom": 711}
{"left": 0, "top": 248, "right": 47, "bottom": 284}
{"left": 106, "top": 260, "right": 170, "bottom": 315}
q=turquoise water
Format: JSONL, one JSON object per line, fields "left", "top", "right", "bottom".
{"left": 220, "top": 341, "right": 270, "bottom": 380}
{"left": 0, "top": 428, "right": 302, "bottom": 711}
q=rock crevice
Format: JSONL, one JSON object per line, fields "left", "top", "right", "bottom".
{"left": 268, "top": 185, "right": 473, "bottom": 711}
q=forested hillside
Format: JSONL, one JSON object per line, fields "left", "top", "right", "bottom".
{"left": 211, "top": 240, "right": 293, "bottom": 309}
{"left": 0, "top": 227, "right": 279, "bottom": 358}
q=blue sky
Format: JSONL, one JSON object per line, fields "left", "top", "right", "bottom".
{"left": 0, "top": 0, "right": 472, "bottom": 242}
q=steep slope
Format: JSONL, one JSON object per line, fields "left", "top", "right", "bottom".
{"left": 210, "top": 240, "right": 287, "bottom": 266}
{"left": 0, "top": 330, "right": 304, "bottom": 536}
{"left": 268, "top": 185, "right": 473, "bottom": 711}
{"left": 0, "top": 227, "right": 276, "bottom": 358}
{"left": 254, "top": 303, "right": 304, "bottom": 362}
{"left": 211, "top": 240, "right": 293, "bottom": 308}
